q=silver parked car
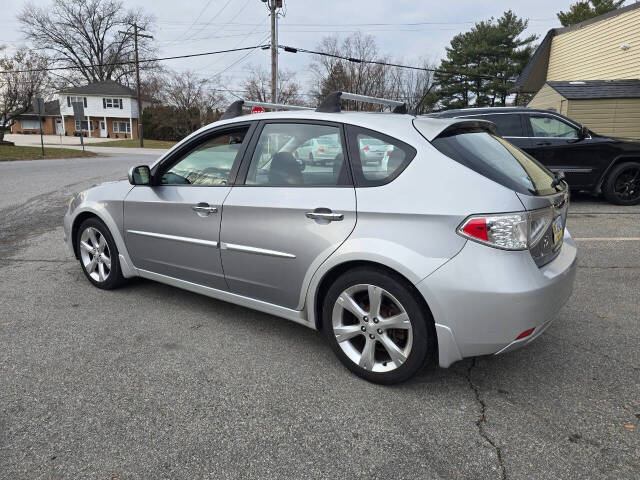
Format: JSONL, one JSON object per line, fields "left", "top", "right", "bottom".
{"left": 294, "top": 134, "right": 342, "bottom": 166}
{"left": 64, "top": 93, "right": 577, "bottom": 384}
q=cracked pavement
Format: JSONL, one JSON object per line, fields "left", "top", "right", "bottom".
{"left": 1, "top": 156, "right": 639, "bottom": 479}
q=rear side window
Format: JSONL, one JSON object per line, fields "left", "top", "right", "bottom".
{"left": 479, "top": 114, "right": 523, "bottom": 137}
{"left": 346, "top": 126, "right": 416, "bottom": 187}
{"left": 244, "top": 123, "right": 350, "bottom": 186}
{"left": 431, "top": 128, "right": 558, "bottom": 196}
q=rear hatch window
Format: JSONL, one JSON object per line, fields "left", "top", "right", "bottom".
{"left": 429, "top": 127, "right": 561, "bottom": 196}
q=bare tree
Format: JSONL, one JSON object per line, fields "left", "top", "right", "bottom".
{"left": 160, "top": 70, "right": 227, "bottom": 125}
{"left": 242, "top": 65, "right": 303, "bottom": 105}
{"left": 309, "top": 33, "right": 436, "bottom": 112}
{"left": 310, "top": 33, "right": 389, "bottom": 110}
{"left": 0, "top": 49, "right": 49, "bottom": 143}
{"left": 385, "top": 57, "right": 435, "bottom": 113}
{"left": 18, "top": 0, "right": 155, "bottom": 87}
{"left": 163, "top": 71, "right": 225, "bottom": 111}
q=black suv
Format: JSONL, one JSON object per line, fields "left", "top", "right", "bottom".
{"left": 429, "top": 107, "right": 640, "bottom": 205}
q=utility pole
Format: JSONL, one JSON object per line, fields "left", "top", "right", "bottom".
{"left": 119, "top": 23, "right": 153, "bottom": 147}
{"left": 265, "top": 0, "right": 282, "bottom": 104}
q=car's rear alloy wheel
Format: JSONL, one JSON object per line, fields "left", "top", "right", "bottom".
{"left": 80, "top": 226, "right": 112, "bottom": 282}
{"left": 76, "top": 218, "right": 126, "bottom": 290}
{"left": 332, "top": 284, "right": 413, "bottom": 373}
{"left": 323, "top": 268, "right": 434, "bottom": 384}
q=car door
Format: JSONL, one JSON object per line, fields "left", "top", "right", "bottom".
{"left": 523, "top": 113, "right": 599, "bottom": 188}
{"left": 219, "top": 120, "right": 356, "bottom": 310}
{"left": 124, "top": 123, "right": 254, "bottom": 289}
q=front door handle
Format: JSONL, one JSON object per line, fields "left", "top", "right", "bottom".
{"left": 536, "top": 141, "right": 551, "bottom": 146}
{"left": 306, "top": 209, "right": 344, "bottom": 222}
{"left": 192, "top": 203, "right": 218, "bottom": 216}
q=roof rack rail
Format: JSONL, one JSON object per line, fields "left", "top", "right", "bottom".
{"left": 220, "top": 99, "right": 312, "bottom": 120}
{"left": 315, "top": 91, "right": 407, "bottom": 114}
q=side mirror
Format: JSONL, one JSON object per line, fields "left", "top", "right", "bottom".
{"left": 579, "top": 125, "right": 589, "bottom": 139}
{"left": 128, "top": 165, "right": 151, "bottom": 185}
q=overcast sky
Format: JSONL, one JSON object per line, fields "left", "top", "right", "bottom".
{"left": 1, "top": 0, "right": 636, "bottom": 94}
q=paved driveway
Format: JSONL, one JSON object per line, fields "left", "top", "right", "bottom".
{"left": 0, "top": 156, "right": 638, "bottom": 479}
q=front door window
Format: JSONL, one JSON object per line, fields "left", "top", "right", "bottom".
{"left": 529, "top": 116, "right": 578, "bottom": 138}
{"left": 161, "top": 129, "right": 248, "bottom": 186}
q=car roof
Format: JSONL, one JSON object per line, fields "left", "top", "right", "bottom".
{"left": 196, "top": 110, "right": 481, "bottom": 142}
{"left": 428, "top": 107, "right": 558, "bottom": 118}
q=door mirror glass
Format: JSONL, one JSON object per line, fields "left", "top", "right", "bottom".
{"left": 128, "top": 165, "right": 151, "bottom": 185}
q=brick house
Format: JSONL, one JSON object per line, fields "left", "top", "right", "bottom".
{"left": 10, "top": 80, "right": 143, "bottom": 138}
{"left": 10, "top": 100, "right": 60, "bottom": 135}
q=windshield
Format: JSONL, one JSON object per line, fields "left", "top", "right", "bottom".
{"left": 431, "top": 129, "right": 560, "bottom": 196}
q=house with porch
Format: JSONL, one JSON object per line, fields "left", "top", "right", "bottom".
{"left": 11, "top": 80, "right": 143, "bottom": 138}
{"left": 58, "top": 80, "right": 141, "bottom": 138}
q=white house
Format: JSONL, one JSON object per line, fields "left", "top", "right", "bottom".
{"left": 57, "top": 80, "right": 141, "bottom": 138}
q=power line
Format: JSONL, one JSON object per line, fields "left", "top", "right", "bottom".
{"left": 209, "top": 33, "right": 271, "bottom": 77}
{"left": 279, "top": 45, "right": 508, "bottom": 80}
{"left": 168, "top": 0, "right": 217, "bottom": 43}
{"left": 151, "top": 18, "right": 557, "bottom": 27}
{"left": 0, "top": 45, "right": 269, "bottom": 74}
{"left": 183, "top": 0, "right": 235, "bottom": 42}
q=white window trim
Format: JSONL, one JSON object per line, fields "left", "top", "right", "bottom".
{"left": 75, "top": 119, "right": 94, "bottom": 131}
{"left": 112, "top": 121, "right": 131, "bottom": 133}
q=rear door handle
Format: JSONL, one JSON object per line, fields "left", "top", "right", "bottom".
{"left": 192, "top": 203, "right": 218, "bottom": 215}
{"left": 536, "top": 141, "right": 551, "bottom": 146}
{"left": 306, "top": 209, "right": 344, "bottom": 221}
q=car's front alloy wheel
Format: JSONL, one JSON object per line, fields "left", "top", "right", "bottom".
{"left": 76, "top": 218, "right": 126, "bottom": 290}
{"left": 79, "top": 226, "right": 112, "bottom": 282}
{"left": 603, "top": 161, "right": 640, "bottom": 205}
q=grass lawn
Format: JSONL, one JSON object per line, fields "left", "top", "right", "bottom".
{"left": 91, "top": 139, "right": 177, "bottom": 148}
{"left": 0, "top": 145, "right": 97, "bottom": 162}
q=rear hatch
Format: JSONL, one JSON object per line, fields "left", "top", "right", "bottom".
{"left": 414, "top": 118, "right": 568, "bottom": 267}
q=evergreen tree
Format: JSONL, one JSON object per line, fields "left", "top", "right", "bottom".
{"left": 557, "top": 0, "right": 625, "bottom": 27}
{"left": 432, "top": 11, "right": 537, "bottom": 110}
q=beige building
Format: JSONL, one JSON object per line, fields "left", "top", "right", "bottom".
{"left": 515, "top": 3, "right": 640, "bottom": 139}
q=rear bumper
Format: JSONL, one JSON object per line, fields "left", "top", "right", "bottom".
{"left": 417, "top": 230, "right": 578, "bottom": 367}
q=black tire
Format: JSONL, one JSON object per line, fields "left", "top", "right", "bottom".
{"left": 75, "top": 217, "right": 126, "bottom": 290}
{"left": 603, "top": 161, "right": 640, "bottom": 205}
{"left": 322, "top": 267, "right": 435, "bottom": 384}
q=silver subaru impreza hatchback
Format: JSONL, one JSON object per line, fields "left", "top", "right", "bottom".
{"left": 64, "top": 92, "right": 577, "bottom": 384}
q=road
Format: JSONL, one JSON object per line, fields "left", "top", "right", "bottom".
{"left": 1, "top": 155, "right": 638, "bottom": 479}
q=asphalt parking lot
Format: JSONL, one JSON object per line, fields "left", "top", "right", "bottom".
{"left": 1, "top": 155, "right": 639, "bottom": 479}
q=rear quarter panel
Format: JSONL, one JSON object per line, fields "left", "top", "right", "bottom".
{"left": 304, "top": 126, "right": 526, "bottom": 327}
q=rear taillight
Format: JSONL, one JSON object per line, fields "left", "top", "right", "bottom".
{"left": 457, "top": 207, "right": 554, "bottom": 251}
{"left": 363, "top": 145, "right": 370, "bottom": 151}
{"left": 317, "top": 146, "right": 324, "bottom": 152}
